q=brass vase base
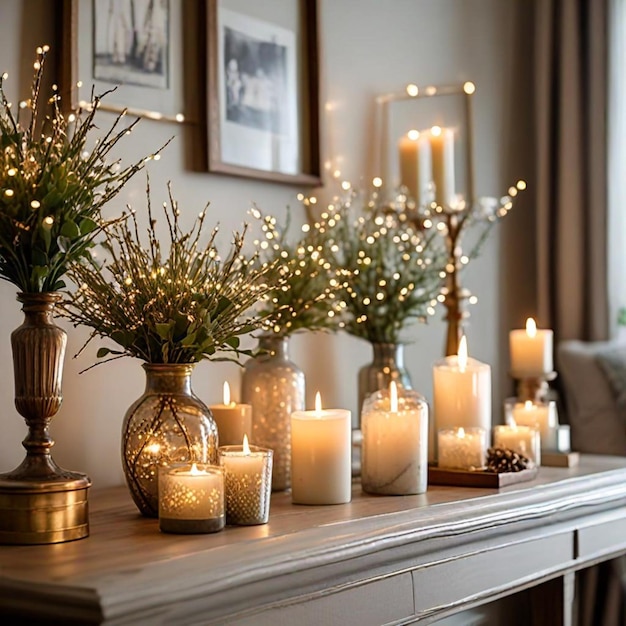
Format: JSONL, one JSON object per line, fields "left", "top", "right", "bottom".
{"left": 0, "top": 471, "right": 91, "bottom": 545}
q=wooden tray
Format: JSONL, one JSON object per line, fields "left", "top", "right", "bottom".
{"left": 428, "top": 465, "right": 538, "bottom": 488}
{"left": 541, "top": 452, "right": 580, "bottom": 468}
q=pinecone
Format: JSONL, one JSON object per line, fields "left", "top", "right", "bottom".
{"left": 486, "top": 447, "right": 532, "bottom": 473}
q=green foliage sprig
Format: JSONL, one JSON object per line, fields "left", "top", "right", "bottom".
{"left": 252, "top": 207, "right": 349, "bottom": 337}
{"left": 311, "top": 187, "right": 447, "bottom": 344}
{"left": 63, "top": 183, "right": 286, "bottom": 367}
{"left": 0, "top": 45, "right": 166, "bottom": 293}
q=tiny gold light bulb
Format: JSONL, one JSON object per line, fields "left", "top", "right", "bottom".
{"left": 463, "top": 81, "right": 476, "bottom": 95}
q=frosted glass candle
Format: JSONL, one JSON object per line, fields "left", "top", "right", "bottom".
{"left": 361, "top": 385, "right": 428, "bottom": 495}
{"left": 505, "top": 398, "right": 559, "bottom": 451}
{"left": 219, "top": 440, "right": 273, "bottom": 525}
{"left": 210, "top": 382, "right": 252, "bottom": 446}
{"left": 291, "top": 397, "right": 351, "bottom": 505}
{"left": 509, "top": 318, "right": 554, "bottom": 377}
{"left": 493, "top": 425, "right": 541, "bottom": 465}
{"left": 158, "top": 463, "right": 225, "bottom": 534}
{"left": 438, "top": 427, "right": 488, "bottom": 470}
{"left": 429, "top": 126, "right": 455, "bottom": 206}
{"left": 432, "top": 351, "right": 492, "bottom": 438}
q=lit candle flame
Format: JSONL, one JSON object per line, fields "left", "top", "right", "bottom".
{"left": 315, "top": 391, "right": 322, "bottom": 414}
{"left": 524, "top": 400, "right": 534, "bottom": 410}
{"left": 243, "top": 433, "right": 251, "bottom": 455}
{"left": 190, "top": 462, "right": 200, "bottom": 475}
{"left": 458, "top": 335, "right": 468, "bottom": 372}
{"left": 526, "top": 317, "right": 537, "bottom": 338}
{"left": 408, "top": 129, "right": 420, "bottom": 141}
{"left": 223, "top": 381, "right": 231, "bottom": 405}
{"left": 458, "top": 427, "right": 466, "bottom": 439}
{"left": 431, "top": 125, "right": 442, "bottom": 137}
{"left": 390, "top": 381, "right": 398, "bottom": 413}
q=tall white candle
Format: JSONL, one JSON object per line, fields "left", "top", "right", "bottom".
{"left": 509, "top": 317, "right": 554, "bottom": 377}
{"left": 210, "top": 382, "right": 253, "bottom": 446}
{"left": 290, "top": 393, "right": 352, "bottom": 505}
{"left": 398, "top": 129, "right": 424, "bottom": 204}
{"left": 438, "top": 427, "right": 487, "bottom": 470}
{"left": 433, "top": 336, "right": 492, "bottom": 442}
{"left": 493, "top": 424, "right": 541, "bottom": 465}
{"left": 429, "top": 126, "right": 455, "bottom": 207}
{"left": 507, "top": 399, "right": 559, "bottom": 451}
{"left": 361, "top": 382, "right": 428, "bottom": 495}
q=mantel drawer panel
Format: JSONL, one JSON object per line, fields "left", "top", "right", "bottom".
{"left": 412, "top": 533, "right": 573, "bottom": 615}
{"left": 577, "top": 517, "right": 626, "bottom": 560}
{"left": 228, "top": 572, "right": 414, "bottom": 626}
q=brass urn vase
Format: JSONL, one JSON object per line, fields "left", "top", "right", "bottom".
{"left": 0, "top": 293, "right": 91, "bottom": 545}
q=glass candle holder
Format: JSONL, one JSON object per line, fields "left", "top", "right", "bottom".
{"left": 493, "top": 424, "right": 541, "bottom": 465}
{"left": 361, "top": 386, "right": 428, "bottom": 495}
{"left": 504, "top": 397, "right": 559, "bottom": 451}
{"left": 158, "top": 463, "right": 225, "bottom": 534}
{"left": 219, "top": 443, "right": 273, "bottom": 525}
{"left": 437, "top": 427, "right": 488, "bottom": 470}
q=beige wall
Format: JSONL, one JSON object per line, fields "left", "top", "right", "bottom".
{"left": 0, "top": 0, "right": 536, "bottom": 487}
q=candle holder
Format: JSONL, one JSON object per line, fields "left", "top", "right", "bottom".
{"left": 510, "top": 371, "right": 558, "bottom": 403}
{"left": 493, "top": 425, "right": 541, "bottom": 466}
{"left": 504, "top": 397, "right": 559, "bottom": 452}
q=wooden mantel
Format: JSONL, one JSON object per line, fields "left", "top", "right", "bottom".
{"left": 2, "top": 455, "right": 626, "bottom": 625}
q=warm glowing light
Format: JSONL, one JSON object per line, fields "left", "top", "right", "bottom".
{"left": 526, "top": 317, "right": 537, "bottom": 338}
{"left": 524, "top": 400, "right": 534, "bottom": 410}
{"left": 463, "top": 81, "right": 476, "bottom": 94}
{"left": 431, "top": 125, "right": 442, "bottom": 137}
{"left": 390, "top": 381, "right": 398, "bottom": 413}
{"left": 372, "top": 177, "right": 383, "bottom": 188}
{"left": 406, "top": 83, "right": 419, "bottom": 97}
{"left": 190, "top": 462, "right": 201, "bottom": 475}
{"left": 407, "top": 129, "right": 420, "bottom": 141}
{"left": 223, "top": 381, "right": 231, "bottom": 405}
{"left": 341, "top": 180, "right": 351, "bottom": 191}
{"left": 458, "top": 427, "right": 466, "bottom": 439}
{"left": 458, "top": 335, "right": 468, "bottom": 372}
{"left": 315, "top": 391, "right": 322, "bottom": 414}
{"left": 243, "top": 434, "right": 251, "bottom": 455}
{"left": 517, "top": 180, "right": 527, "bottom": 190}
{"left": 146, "top": 442, "right": 161, "bottom": 455}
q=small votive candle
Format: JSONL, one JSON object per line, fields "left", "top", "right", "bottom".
{"left": 505, "top": 398, "right": 559, "bottom": 451}
{"left": 158, "top": 463, "right": 225, "bottom": 534}
{"left": 210, "top": 381, "right": 253, "bottom": 446}
{"left": 290, "top": 392, "right": 352, "bottom": 505}
{"left": 438, "top": 427, "right": 488, "bottom": 470}
{"left": 219, "top": 436, "right": 273, "bottom": 525}
{"left": 361, "top": 382, "right": 429, "bottom": 495}
{"left": 493, "top": 424, "right": 541, "bottom": 465}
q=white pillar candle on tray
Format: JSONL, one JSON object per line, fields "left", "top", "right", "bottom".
{"left": 361, "top": 382, "right": 428, "bottom": 495}
{"left": 398, "top": 129, "right": 424, "bottom": 204}
{"left": 493, "top": 424, "right": 541, "bottom": 465}
{"left": 509, "top": 317, "right": 554, "bottom": 377}
{"left": 433, "top": 336, "right": 492, "bottom": 441}
{"left": 438, "top": 427, "right": 488, "bottom": 470}
{"left": 429, "top": 125, "right": 455, "bottom": 207}
{"left": 210, "top": 381, "right": 253, "bottom": 446}
{"left": 290, "top": 393, "right": 352, "bottom": 505}
{"left": 505, "top": 398, "right": 559, "bottom": 451}
{"left": 158, "top": 463, "right": 225, "bottom": 534}
{"left": 219, "top": 435, "right": 273, "bottom": 525}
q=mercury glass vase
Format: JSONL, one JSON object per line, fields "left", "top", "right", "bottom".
{"left": 121, "top": 363, "right": 218, "bottom": 518}
{"left": 357, "top": 343, "right": 413, "bottom": 429}
{"left": 241, "top": 335, "right": 305, "bottom": 491}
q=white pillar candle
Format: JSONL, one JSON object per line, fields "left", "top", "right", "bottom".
{"left": 493, "top": 424, "right": 541, "bottom": 465}
{"left": 158, "top": 463, "right": 225, "bottom": 534}
{"left": 361, "top": 382, "right": 428, "bottom": 495}
{"left": 291, "top": 393, "right": 352, "bottom": 505}
{"left": 398, "top": 129, "right": 424, "bottom": 204}
{"left": 210, "top": 382, "right": 253, "bottom": 446}
{"left": 509, "top": 317, "right": 554, "bottom": 377}
{"left": 219, "top": 436, "right": 273, "bottom": 525}
{"left": 438, "top": 427, "right": 488, "bottom": 470}
{"left": 506, "top": 399, "right": 559, "bottom": 451}
{"left": 429, "top": 126, "right": 455, "bottom": 207}
{"left": 432, "top": 336, "right": 492, "bottom": 441}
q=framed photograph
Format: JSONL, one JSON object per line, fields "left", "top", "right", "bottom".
{"left": 61, "top": 0, "right": 190, "bottom": 123}
{"left": 207, "top": 0, "right": 321, "bottom": 186}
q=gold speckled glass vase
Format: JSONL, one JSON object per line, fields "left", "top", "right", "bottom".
{"left": 242, "top": 335, "right": 305, "bottom": 491}
{"left": 122, "top": 363, "right": 218, "bottom": 517}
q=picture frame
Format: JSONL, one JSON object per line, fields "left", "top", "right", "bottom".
{"left": 206, "top": 0, "right": 321, "bottom": 186}
{"left": 61, "top": 0, "right": 192, "bottom": 124}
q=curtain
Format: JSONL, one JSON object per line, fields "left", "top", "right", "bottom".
{"left": 535, "top": 0, "right": 609, "bottom": 342}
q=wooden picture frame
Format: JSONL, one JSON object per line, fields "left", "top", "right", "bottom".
{"left": 61, "top": 0, "right": 193, "bottom": 124}
{"left": 206, "top": 0, "right": 321, "bottom": 186}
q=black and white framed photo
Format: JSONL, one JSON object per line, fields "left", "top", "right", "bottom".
{"left": 63, "top": 0, "right": 187, "bottom": 123}
{"left": 207, "top": 0, "right": 321, "bottom": 186}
